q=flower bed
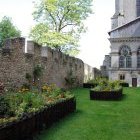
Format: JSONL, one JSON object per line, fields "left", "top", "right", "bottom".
{"left": 0, "top": 84, "right": 76, "bottom": 140}
{"left": 0, "top": 97, "right": 76, "bottom": 140}
{"left": 90, "top": 89, "right": 123, "bottom": 100}
{"left": 89, "top": 79, "right": 123, "bottom": 100}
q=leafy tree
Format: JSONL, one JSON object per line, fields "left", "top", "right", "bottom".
{"left": 30, "top": 0, "right": 93, "bottom": 56}
{"left": 0, "top": 16, "right": 21, "bottom": 47}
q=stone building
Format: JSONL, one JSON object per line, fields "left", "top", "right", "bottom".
{"left": 100, "top": 55, "right": 111, "bottom": 78}
{"left": 84, "top": 64, "right": 101, "bottom": 82}
{"left": 108, "top": 0, "right": 140, "bottom": 87}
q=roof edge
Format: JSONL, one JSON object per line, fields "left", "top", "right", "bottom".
{"left": 108, "top": 16, "right": 140, "bottom": 35}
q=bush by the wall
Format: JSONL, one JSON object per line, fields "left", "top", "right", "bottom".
{"left": 119, "top": 82, "right": 129, "bottom": 87}
{"left": 83, "top": 83, "right": 96, "bottom": 88}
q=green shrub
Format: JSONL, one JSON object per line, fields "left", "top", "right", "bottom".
{"left": 0, "top": 83, "right": 75, "bottom": 126}
{"left": 0, "top": 95, "right": 9, "bottom": 117}
{"left": 92, "top": 79, "right": 122, "bottom": 92}
{"left": 33, "top": 65, "right": 43, "bottom": 80}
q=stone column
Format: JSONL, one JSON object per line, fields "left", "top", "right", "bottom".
{"left": 132, "top": 51, "right": 137, "bottom": 68}
{"left": 110, "top": 52, "right": 119, "bottom": 68}
{"left": 115, "top": 0, "right": 120, "bottom": 13}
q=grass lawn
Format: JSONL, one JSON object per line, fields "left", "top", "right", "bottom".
{"left": 36, "top": 88, "right": 140, "bottom": 140}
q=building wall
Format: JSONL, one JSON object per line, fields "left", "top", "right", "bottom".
{"left": 100, "top": 55, "right": 111, "bottom": 78}
{"left": 111, "top": 0, "right": 136, "bottom": 29}
{"left": 109, "top": 70, "right": 140, "bottom": 87}
{"left": 0, "top": 37, "right": 91, "bottom": 90}
{"left": 110, "top": 38, "right": 140, "bottom": 69}
{"left": 122, "top": 0, "right": 136, "bottom": 25}
{"left": 108, "top": 0, "right": 140, "bottom": 87}
{"left": 84, "top": 64, "right": 101, "bottom": 82}
{"left": 109, "top": 38, "right": 140, "bottom": 86}
{"left": 93, "top": 68, "right": 101, "bottom": 79}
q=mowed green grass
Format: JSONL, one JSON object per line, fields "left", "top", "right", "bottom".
{"left": 36, "top": 88, "right": 140, "bottom": 140}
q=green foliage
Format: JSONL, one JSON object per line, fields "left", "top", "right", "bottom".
{"left": 87, "top": 77, "right": 107, "bottom": 85}
{"left": 26, "top": 73, "right": 32, "bottom": 82}
{"left": 0, "top": 16, "right": 21, "bottom": 47}
{"left": 42, "top": 84, "right": 74, "bottom": 100}
{"left": 0, "top": 84, "right": 74, "bottom": 124}
{"left": 4, "top": 92, "right": 46, "bottom": 117}
{"left": 30, "top": 0, "right": 93, "bottom": 56}
{"left": 65, "top": 70, "right": 76, "bottom": 87}
{"left": 0, "top": 95, "right": 9, "bottom": 117}
{"left": 92, "top": 79, "right": 122, "bottom": 92}
{"left": 33, "top": 65, "right": 43, "bottom": 80}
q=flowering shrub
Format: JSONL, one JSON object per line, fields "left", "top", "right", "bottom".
{"left": 18, "top": 85, "right": 30, "bottom": 93}
{"left": 92, "top": 79, "right": 122, "bottom": 92}
{"left": 0, "top": 83, "right": 74, "bottom": 125}
{"left": 18, "top": 88, "right": 30, "bottom": 93}
{"left": 42, "top": 84, "right": 56, "bottom": 93}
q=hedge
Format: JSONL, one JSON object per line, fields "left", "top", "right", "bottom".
{"left": 90, "top": 89, "right": 123, "bottom": 100}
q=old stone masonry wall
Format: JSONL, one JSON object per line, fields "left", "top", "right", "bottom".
{"left": 0, "top": 37, "right": 85, "bottom": 90}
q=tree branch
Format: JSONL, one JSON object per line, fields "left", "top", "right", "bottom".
{"left": 58, "top": 2, "right": 71, "bottom": 32}
{"left": 45, "top": 6, "right": 58, "bottom": 31}
{"left": 60, "top": 23, "right": 77, "bottom": 30}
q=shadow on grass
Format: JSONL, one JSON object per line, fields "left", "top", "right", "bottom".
{"left": 121, "top": 94, "right": 127, "bottom": 100}
{"left": 33, "top": 109, "right": 83, "bottom": 140}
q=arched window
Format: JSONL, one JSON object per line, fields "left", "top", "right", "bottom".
{"left": 137, "top": 47, "right": 140, "bottom": 68}
{"left": 119, "top": 46, "right": 132, "bottom": 68}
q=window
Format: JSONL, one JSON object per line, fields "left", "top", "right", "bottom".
{"left": 119, "top": 45, "right": 132, "bottom": 68}
{"left": 137, "top": 56, "right": 140, "bottom": 68}
{"left": 119, "top": 56, "right": 125, "bottom": 68}
{"left": 137, "top": 0, "right": 140, "bottom": 17}
{"left": 119, "top": 74, "right": 125, "bottom": 80}
{"left": 109, "top": 56, "right": 111, "bottom": 67}
{"left": 137, "top": 47, "right": 140, "bottom": 68}
{"left": 126, "top": 56, "right": 131, "bottom": 68}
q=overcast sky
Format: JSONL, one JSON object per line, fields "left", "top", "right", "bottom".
{"left": 0, "top": 0, "right": 115, "bottom": 69}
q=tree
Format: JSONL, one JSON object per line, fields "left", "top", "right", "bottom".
{"left": 30, "top": 0, "right": 93, "bottom": 56}
{"left": 0, "top": 16, "right": 21, "bottom": 47}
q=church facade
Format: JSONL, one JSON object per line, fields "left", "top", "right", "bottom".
{"left": 108, "top": 0, "right": 140, "bottom": 87}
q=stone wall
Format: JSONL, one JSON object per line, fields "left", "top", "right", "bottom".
{"left": 0, "top": 37, "right": 85, "bottom": 90}
{"left": 84, "top": 64, "right": 101, "bottom": 82}
{"left": 111, "top": 0, "right": 137, "bottom": 29}
{"left": 0, "top": 38, "right": 27, "bottom": 89}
